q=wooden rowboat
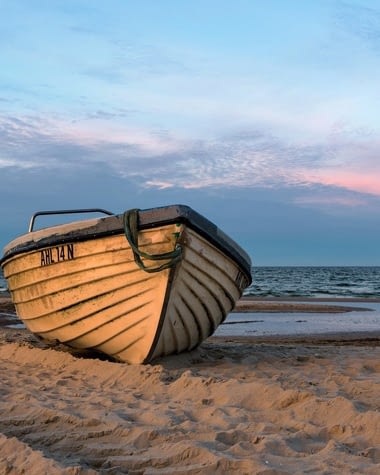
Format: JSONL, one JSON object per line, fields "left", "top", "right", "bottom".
{"left": 0, "top": 205, "right": 252, "bottom": 363}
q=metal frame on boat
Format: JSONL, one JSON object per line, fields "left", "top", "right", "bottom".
{"left": 1, "top": 205, "right": 252, "bottom": 363}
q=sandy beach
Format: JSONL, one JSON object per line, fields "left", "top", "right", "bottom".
{"left": 1, "top": 296, "right": 380, "bottom": 474}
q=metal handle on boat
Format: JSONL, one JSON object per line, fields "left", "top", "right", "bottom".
{"left": 28, "top": 208, "right": 114, "bottom": 232}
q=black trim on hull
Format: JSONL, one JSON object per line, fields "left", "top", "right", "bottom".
{"left": 1, "top": 205, "right": 252, "bottom": 283}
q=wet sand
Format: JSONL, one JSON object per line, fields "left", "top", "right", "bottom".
{"left": 0, "top": 295, "right": 379, "bottom": 474}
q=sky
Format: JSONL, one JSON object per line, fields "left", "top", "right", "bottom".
{"left": 1, "top": 0, "right": 380, "bottom": 266}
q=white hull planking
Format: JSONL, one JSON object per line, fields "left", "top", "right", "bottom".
{"left": 150, "top": 228, "right": 244, "bottom": 359}
{"left": 3, "top": 224, "right": 248, "bottom": 363}
{"left": 3, "top": 226, "right": 177, "bottom": 363}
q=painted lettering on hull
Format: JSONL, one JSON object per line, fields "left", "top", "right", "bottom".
{"left": 40, "top": 244, "right": 74, "bottom": 266}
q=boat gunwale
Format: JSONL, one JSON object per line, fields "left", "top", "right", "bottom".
{"left": 1, "top": 205, "right": 252, "bottom": 282}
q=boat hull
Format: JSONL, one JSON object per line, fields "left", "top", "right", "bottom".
{"left": 1, "top": 206, "right": 251, "bottom": 363}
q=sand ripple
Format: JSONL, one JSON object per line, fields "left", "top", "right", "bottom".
{"left": 0, "top": 331, "right": 380, "bottom": 474}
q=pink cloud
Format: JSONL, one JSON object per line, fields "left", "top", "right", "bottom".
{"left": 294, "top": 195, "right": 366, "bottom": 207}
{"left": 309, "top": 170, "right": 380, "bottom": 197}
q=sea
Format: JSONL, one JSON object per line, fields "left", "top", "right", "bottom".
{"left": 245, "top": 266, "right": 380, "bottom": 299}
{"left": 228, "top": 266, "right": 380, "bottom": 337}
{"left": 1, "top": 266, "right": 380, "bottom": 299}
{"left": 1, "top": 266, "right": 380, "bottom": 336}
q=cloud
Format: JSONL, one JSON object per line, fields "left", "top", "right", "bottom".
{"left": 335, "top": 1, "right": 380, "bottom": 53}
{"left": 306, "top": 169, "right": 380, "bottom": 196}
{"left": 1, "top": 113, "right": 379, "bottom": 203}
{"left": 293, "top": 194, "right": 367, "bottom": 208}
{"left": 296, "top": 127, "right": 380, "bottom": 195}
{"left": 144, "top": 180, "right": 175, "bottom": 190}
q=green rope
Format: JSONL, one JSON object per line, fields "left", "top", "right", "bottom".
{"left": 123, "top": 209, "right": 182, "bottom": 273}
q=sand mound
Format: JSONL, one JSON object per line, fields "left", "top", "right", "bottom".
{"left": 0, "top": 329, "right": 380, "bottom": 474}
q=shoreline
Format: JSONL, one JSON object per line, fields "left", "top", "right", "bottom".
{"left": 211, "top": 332, "right": 380, "bottom": 346}
{"left": 3, "top": 294, "right": 380, "bottom": 314}
{"left": 240, "top": 295, "right": 380, "bottom": 302}
{"left": 234, "top": 298, "right": 376, "bottom": 313}
{"left": 1, "top": 294, "right": 380, "bottom": 346}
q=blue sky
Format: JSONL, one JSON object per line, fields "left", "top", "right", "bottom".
{"left": 1, "top": 0, "right": 380, "bottom": 265}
